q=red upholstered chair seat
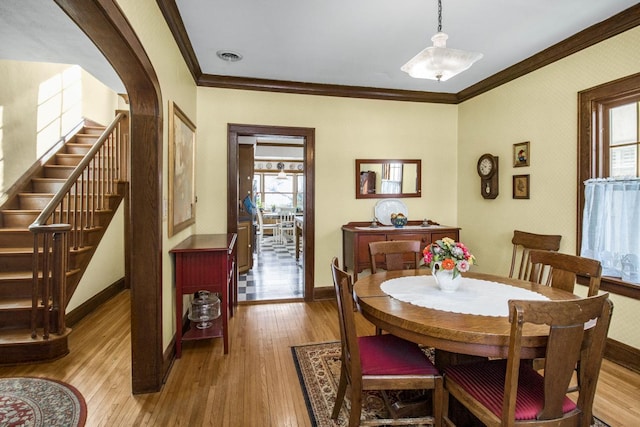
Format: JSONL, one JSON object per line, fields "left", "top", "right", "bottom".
{"left": 444, "top": 360, "right": 576, "bottom": 420}
{"left": 358, "top": 334, "right": 439, "bottom": 376}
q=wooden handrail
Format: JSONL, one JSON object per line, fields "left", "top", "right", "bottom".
{"left": 29, "top": 113, "right": 129, "bottom": 339}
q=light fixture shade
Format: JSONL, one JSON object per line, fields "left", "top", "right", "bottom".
{"left": 277, "top": 162, "right": 287, "bottom": 179}
{"left": 401, "top": 32, "right": 483, "bottom": 81}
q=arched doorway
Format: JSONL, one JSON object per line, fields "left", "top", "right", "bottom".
{"left": 56, "top": 0, "right": 164, "bottom": 393}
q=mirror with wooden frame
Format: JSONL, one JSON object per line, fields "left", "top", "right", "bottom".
{"left": 355, "top": 159, "right": 421, "bottom": 199}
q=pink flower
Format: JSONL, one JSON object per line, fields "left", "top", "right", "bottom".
{"left": 457, "top": 260, "right": 470, "bottom": 272}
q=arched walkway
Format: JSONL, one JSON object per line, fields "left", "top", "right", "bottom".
{"left": 55, "top": 0, "right": 164, "bottom": 393}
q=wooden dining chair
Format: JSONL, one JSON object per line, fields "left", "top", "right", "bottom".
{"left": 527, "top": 250, "right": 603, "bottom": 389}
{"left": 369, "top": 240, "right": 423, "bottom": 273}
{"left": 330, "top": 257, "right": 443, "bottom": 427}
{"left": 528, "top": 250, "right": 602, "bottom": 297}
{"left": 442, "top": 294, "right": 613, "bottom": 427}
{"left": 509, "top": 230, "right": 562, "bottom": 280}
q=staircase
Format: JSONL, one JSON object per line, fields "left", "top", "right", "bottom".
{"left": 0, "top": 113, "right": 129, "bottom": 364}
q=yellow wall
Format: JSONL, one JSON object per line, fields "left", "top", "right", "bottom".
{"left": 117, "top": 0, "right": 199, "bottom": 349}
{"left": 195, "top": 88, "right": 459, "bottom": 287}
{"left": 458, "top": 26, "right": 640, "bottom": 347}
{"left": 0, "top": 60, "right": 118, "bottom": 199}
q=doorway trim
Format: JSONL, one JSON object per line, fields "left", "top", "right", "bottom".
{"left": 227, "top": 124, "right": 315, "bottom": 301}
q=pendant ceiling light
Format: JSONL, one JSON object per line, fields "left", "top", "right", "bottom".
{"left": 401, "top": 0, "right": 482, "bottom": 82}
{"left": 277, "top": 162, "right": 287, "bottom": 179}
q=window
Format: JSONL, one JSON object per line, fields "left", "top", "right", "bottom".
{"left": 253, "top": 171, "right": 303, "bottom": 211}
{"left": 578, "top": 74, "right": 640, "bottom": 292}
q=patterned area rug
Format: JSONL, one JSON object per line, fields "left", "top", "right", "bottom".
{"left": 291, "top": 341, "right": 611, "bottom": 427}
{"left": 0, "top": 377, "right": 86, "bottom": 426}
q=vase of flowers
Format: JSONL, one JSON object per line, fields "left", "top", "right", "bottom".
{"left": 423, "top": 237, "right": 476, "bottom": 292}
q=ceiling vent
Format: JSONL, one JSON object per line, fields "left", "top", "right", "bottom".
{"left": 216, "top": 50, "right": 242, "bottom": 62}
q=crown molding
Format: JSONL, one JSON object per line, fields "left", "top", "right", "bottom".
{"left": 157, "top": 1, "right": 640, "bottom": 104}
{"left": 196, "top": 74, "right": 459, "bottom": 104}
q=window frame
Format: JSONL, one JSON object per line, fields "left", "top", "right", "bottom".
{"left": 578, "top": 72, "right": 640, "bottom": 299}
{"left": 254, "top": 171, "right": 304, "bottom": 211}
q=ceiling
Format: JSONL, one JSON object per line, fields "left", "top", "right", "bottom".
{"left": 1, "top": 1, "right": 638, "bottom": 100}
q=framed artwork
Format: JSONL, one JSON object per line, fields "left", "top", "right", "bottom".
{"left": 168, "top": 102, "right": 197, "bottom": 237}
{"left": 512, "top": 174, "right": 530, "bottom": 199}
{"left": 513, "top": 141, "right": 530, "bottom": 167}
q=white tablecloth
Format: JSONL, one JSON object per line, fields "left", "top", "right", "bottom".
{"left": 380, "top": 275, "right": 549, "bottom": 317}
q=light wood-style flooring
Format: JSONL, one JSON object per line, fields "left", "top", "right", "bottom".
{"left": 0, "top": 290, "right": 638, "bottom": 426}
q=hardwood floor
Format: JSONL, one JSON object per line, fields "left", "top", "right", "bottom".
{"left": 0, "top": 290, "right": 638, "bottom": 426}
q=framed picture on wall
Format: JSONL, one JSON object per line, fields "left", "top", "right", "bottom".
{"left": 168, "top": 101, "right": 197, "bottom": 237}
{"left": 512, "top": 174, "right": 530, "bottom": 199}
{"left": 513, "top": 141, "right": 530, "bottom": 167}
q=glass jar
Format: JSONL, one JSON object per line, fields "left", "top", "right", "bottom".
{"left": 188, "top": 291, "right": 221, "bottom": 329}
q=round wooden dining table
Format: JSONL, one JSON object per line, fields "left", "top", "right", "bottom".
{"left": 353, "top": 269, "right": 579, "bottom": 365}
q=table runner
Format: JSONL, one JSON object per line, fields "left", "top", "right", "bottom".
{"left": 380, "top": 275, "right": 549, "bottom": 317}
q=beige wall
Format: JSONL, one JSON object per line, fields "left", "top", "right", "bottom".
{"left": 458, "top": 26, "right": 640, "bottom": 347}
{"left": 117, "top": 0, "right": 199, "bottom": 349}
{"left": 195, "top": 88, "right": 459, "bottom": 288}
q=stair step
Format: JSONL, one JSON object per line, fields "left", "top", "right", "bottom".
{"left": 17, "top": 193, "right": 54, "bottom": 210}
{"left": 64, "top": 143, "right": 93, "bottom": 155}
{"left": 54, "top": 153, "right": 84, "bottom": 166}
{"left": 74, "top": 134, "right": 100, "bottom": 144}
{"left": 43, "top": 164, "right": 76, "bottom": 179}
{"left": 0, "top": 327, "right": 71, "bottom": 365}
{"left": 0, "top": 226, "right": 104, "bottom": 248}
{"left": 0, "top": 270, "right": 35, "bottom": 281}
{"left": 0, "top": 268, "right": 81, "bottom": 300}
{"left": 0, "top": 297, "right": 30, "bottom": 310}
{"left": 1, "top": 209, "right": 39, "bottom": 227}
{"left": 31, "top": 178, "right": 66, "bottom": 193}
{"left": 0, "top": 246, "right": 92, "bottom": 274}
{"left": 80, "top": 126, "right": 106, "bottom": 135}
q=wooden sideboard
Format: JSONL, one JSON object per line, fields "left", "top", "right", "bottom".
{"left": 342, "top": 221, "right": 460, "bottom": 282}
{"left": 170, "top": 233, "right": 237, "bottom": 358}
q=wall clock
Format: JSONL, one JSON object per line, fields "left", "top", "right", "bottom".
{"left": 477, "top": 153, "right": 499, "bottom": 199}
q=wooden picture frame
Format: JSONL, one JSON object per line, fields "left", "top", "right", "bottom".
{"left": 513, "top": 141, "right": 530, "bottom": 167}
{"left": 168, "top": 102, "right": 196, "bottom": 237}
{"left": 513, "top": 174, "right": 530, "bottom": 199}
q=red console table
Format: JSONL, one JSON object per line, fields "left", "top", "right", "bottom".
{"left": 170, "top": 233, "right": 237, "bottom": 358}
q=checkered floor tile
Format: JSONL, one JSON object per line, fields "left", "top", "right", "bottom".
{"left": 237, "top": 237, "right": 303, "bottom": 302}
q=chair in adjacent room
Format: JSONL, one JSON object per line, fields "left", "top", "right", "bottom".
{"left": 330, "top": 257, "right": 443, "bottom": 427}
{"left": 509, "top": 230, "right": 562, "bottom": 280}
{"left": 442, "top": 294, "right": 613, "bottom": 427}
{"left": 369, "top": 240, "right": 423, "bottom": 274}
{"left": 277, "top": 213, "right": 296, "bottom": 243}
{"left": 255, "top": 209, "right": 279, "bottom": 251}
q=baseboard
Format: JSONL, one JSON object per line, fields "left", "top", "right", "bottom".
{"left": 605, "top": 338, "right": 640, "bottom": 373}
{"left": 314, "top": 286, "right": 335, "bottom": 300}
{"left": 65, "top": 278, "right": 127, "bottom": 326}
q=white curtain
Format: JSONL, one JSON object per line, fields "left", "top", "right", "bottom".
{"left": 380, "top": 180, "right": 401, "bottom": 194}
{"left": 581, "top": 178, "right": 640, "bottom": 279}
